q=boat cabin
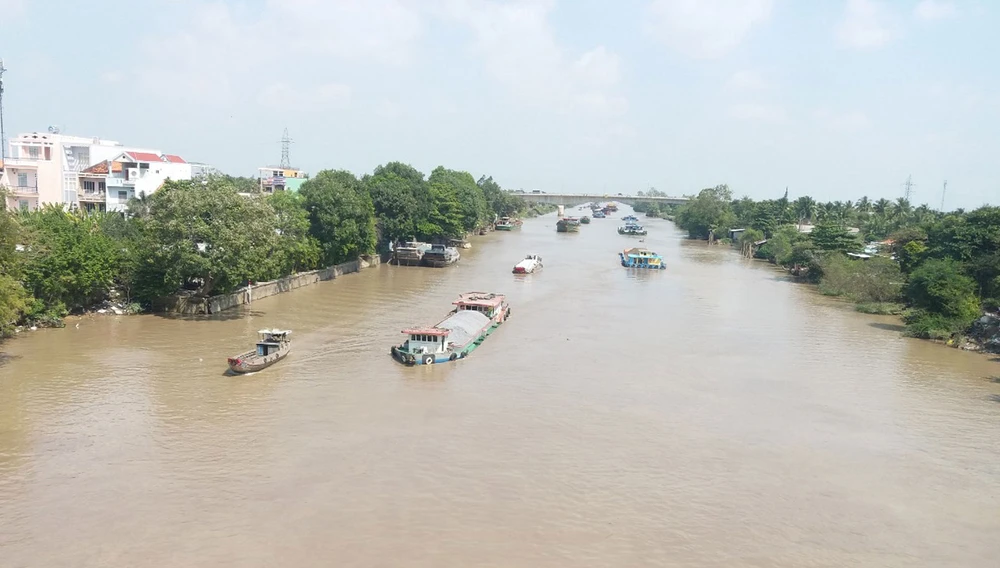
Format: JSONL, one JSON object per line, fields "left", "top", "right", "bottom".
{"left": 621, "top": 248, "right": 664, "bottom": 268}
{"left": 256, "top": 329, "right": 291, "bottom": 356}
{"left": 453, "top": 292, "right": 506, "bottom": 318}
{"left": 400, "top": 327, "right": 450, "bottom": 354}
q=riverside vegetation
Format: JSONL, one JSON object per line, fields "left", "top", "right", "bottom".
{"left": 0, "top": 163, "right": 556, "bottom": 336}
{"left": 638, "top": 184, "right": 1000, "bottom": 349}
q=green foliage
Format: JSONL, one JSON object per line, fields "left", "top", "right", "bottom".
{"left": 268, "top": 191, "right": 321, "bottom": 276}
{"left": 0, "top": 198, "right": 29, "bottom": 336}
{"left": 818, "top": 254, "right": 903, "bottom": 303}
{"left": 674, "top": 184, "right": 737, "bottom": 239}
{"left": 20, "top": 205, "right": 124, "bottom": 312}
{"left": 366, "top": 162, "right": 427, "bottom": 247}
{"left": 904, "top": 259, "right": 982, "bottom": 338}
{"left": 855, "top": 302, "right": 904, "bottom": 315}
{"left": 428, "top": 167, "right": 489, "bottom": 234}
{"left": 142, "top": 178, "right": 279, "bottom": 297}
{"left": 810, "top": 222, "right": 861, "bottom": 252}
{"left": 301, "top": 170, "right": 378, "bottom": 266}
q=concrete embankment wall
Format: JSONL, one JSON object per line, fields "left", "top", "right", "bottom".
{"left": 158, "top": 254, "right": 388, "bottom": 315}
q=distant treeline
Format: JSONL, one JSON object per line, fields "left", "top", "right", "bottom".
{"left": 659, "top": 184, "right": 999, "bottom": 342}
{"left": 0, "top": 163, "right": 556, "bottom": 334}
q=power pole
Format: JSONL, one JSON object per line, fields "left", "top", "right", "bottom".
{"left": 279, "top": 128, "right": 293, "bottom": 169}
{"left": 903, "top": 175, "right": 915, "bottom": 201}
{"left": 940, "top": 180, "right": 947, "bottom": 211}
{"left": 0, "top": 58, "right": 7, "bottom": 161}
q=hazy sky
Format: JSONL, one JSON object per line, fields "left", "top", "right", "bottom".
{"left": 2, "top": 0, "right": 997, "bottom": 208}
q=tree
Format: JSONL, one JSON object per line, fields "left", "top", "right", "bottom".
{"left": 674, "top": 184, "right": 736, "bottom": 240}
{"left": 428, "top": 167, "right": 488, "bottom": 236}
{"left": 904, "top": 258, "right": 982, "bottom": 338}
{"left": 809, "top": 222, "right": 860, "bottom": 253}
{"left": 268, "top": 191, "right": 321, "bottom": 276}
{"left": 0, "top": 196, "right": 30, "bottom": 335}
{"left": 140, "top": 178, "right": 279, "bottom": 297}
{"left": 300, "top": 169, "right": 377, "bottom": 266}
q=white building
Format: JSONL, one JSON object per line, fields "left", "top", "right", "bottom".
{"left": 0, "top": 130, "right": 211, "bottom": 212}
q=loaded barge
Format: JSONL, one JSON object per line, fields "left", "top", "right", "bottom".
{"left": 391, "top": 292, "right": 510, "bottom": 365}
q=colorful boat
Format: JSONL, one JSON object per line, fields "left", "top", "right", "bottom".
{"left": 391, "top": 292, "right": 511, "bottom": 365}
{"left": 556, "top": 217, "right": 581, "bottom": 232}
{"left": 618, "top": 223, "right": 647, "bottom": 236}
{"left": 393, "top": 240, "right": 431, "bottom": 266}
{"left": 580, "top": 216, "right": 591, "bottom": 224}
{"left": 495, "top": 217, "right": 516, "bottom": 231}
{"left": 422, "top": 243, "right": 460, "bottom": 267}
{"left": 604, "top": 202, "right": 618, "bottom": 212}
{"left": 621, "top": 215, "right": 638, "bottom": 222}
{"left": 592, "top": 210, "right": 606, "bottom": 219}
{"left": 619, "top": 247, "right": 666, "bottom": 269}
{"left": 227, "top": 329, "right": 292, "bottom": 374}
{"left": 513, "top": 254, "right": 542, "bottom": 274}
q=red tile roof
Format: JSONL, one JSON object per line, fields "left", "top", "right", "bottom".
{"left": 124, "top": 151, "right": 165, "bottom": 163}
{"left": 162, "top": 154, "right": 186, "bottom": 164}
{"left": 82, "top": 161, "right": 110, "bottom": 174}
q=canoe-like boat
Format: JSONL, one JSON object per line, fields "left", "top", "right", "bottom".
{"left": 391, "top": 292, "right": 510, "bottom": 365}
{"left": 227, "top": 329, "right": 291, "bottom": 373}
{"left": 513, "top": 254, "right": 542, "bottom": 274}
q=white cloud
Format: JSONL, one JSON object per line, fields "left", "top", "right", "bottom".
{"left": 644, "top": 0, "right": 774, "bottom": 59}
{"left": 438, "top": 0, "right": 627, "bottom": 118}
{"left": 835, "top": 0, "right": 896, "bottom": 49}
{"left": 727, "top": 70, "right": 769, "bottom": 91}
{"left": 815, "top": 108, "right": 871, "bottom": 132}
{"left": 257, "top": 83, "right": 352, "bottom": 111}
{"left": 914, "top": 0, "right": 957, "bottom": 21}
{"left": 728, "top": 103, "right": 788, "bottom": 123}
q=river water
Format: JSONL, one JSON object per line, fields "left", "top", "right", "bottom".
{"left": 1, "top": 208, "right": 999, "bottom": 567}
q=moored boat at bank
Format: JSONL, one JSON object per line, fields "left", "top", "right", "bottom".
{"left": 227, "top": 329, "right": 292, "bottom": 374}
{"left": 618, "top": 223, "right": 647, "bottom": 236}
{"left": 619, "top": 247, "right": 666, "bottom": 269}
{"left": 513, "top": 254, "right": 542, "bottom": 274}
{"left": 392, "top": 240, "right": 431, "bottom": 266}
{"left": 422, "top": 243, "right": 460, "bottom": 267}
{"left": 495, "top": 216, "right": 520, "bottom": 231}
{"left": 391, "top": 292, "right": 511, "bottom": 365}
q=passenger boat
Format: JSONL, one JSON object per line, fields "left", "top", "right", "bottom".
{"left": 592, "top": 210, "right": 606, "bottom": 219}
{"left": 512, "top": 254, "right": 542, "bottom": 274}
{"left": 619, "top": 247, "right": 666, "bottom": 269}
{"left": 393, "top": 240, "right": 430, "bottom": 266}
{"left": 227, "top": 329, "right": 292, "bottom": 374}
{"left": 618, "top": 222, "right": 647, "bottom": 236}
{"left": 580, "top": 216, "right": 591, "bottom": 224}
{"left": 391, "top": 292, "right": 511, "bottom": 365}
{"left": 556, "top": 217, "right": 581, "bottom": 233}
{"left": 422, "top": 243, "right": 460, "bottom": 267}
{"left": 495, "top": 217, "right": 516, "bottom": 231}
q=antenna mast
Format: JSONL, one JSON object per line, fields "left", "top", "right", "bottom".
{"left": 903, "top": 175, "right": 915, "bottom": 201}
{"left": 279, "top": 128, "right": 293, "bottom": 169}
{"left": 0, "top": 59, "right": 7, "bottom": 161}
{"left": 940, "top": 180, "right": 947, "bottom": 211}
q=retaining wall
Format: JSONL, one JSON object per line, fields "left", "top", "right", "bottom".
{"left": 158, "top": 254, "right": 385, "bottom": 315}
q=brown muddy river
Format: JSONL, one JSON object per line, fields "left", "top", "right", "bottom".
{"left": 2, "top": 208, "right": 999, "bottom": 567}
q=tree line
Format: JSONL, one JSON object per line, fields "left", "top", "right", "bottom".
{"left": 657, "top": 185, "right": 998, "bottom": 342}
{"left": 0, "top": 163, "right": 555, "bottom": 335}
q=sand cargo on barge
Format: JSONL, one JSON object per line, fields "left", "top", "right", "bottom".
{"left": 391, "top": 292, "right": 510, "bottom": 365}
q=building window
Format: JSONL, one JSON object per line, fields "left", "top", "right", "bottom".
{"left": 98, "top": 181, "right": 106, "bottom": 191}
{"left": 82, "top": 180, "right": 95, "bottom": 191}
{"left": 19, "top": 200, "right": 29, "bottom": 211}
{"left": 17, "top": 173, "right": 27, "bottom": 187}
{"left": 118, "top": 191, "right": 128, "bottom": 201}
{"left": 27, "top": 146, "right": 40, "bottom": 158}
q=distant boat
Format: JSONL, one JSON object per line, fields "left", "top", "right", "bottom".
{"left": 593, "top": 210, "right": 606, "bottom": 218}
{"left": 619, "top": 247, "right": 666, "bottom": 269}
{"left": 513, "top": 254, "right": 542, "bottom": 274}
{"left": 495, "top": 216, "right": 517, "bottom": 231}
{"left": 556, "top": 217, "right": 581, "bottom": 233}
{"left": 621, "top": 215, "right": 638, "bottom": 222}
{"left": 227, "top": 329, "right": 292, "bottom": 374}
{"left": 618, "top": 223, "right": 647, "bottom": 236}
{"left": 580, "top": 216, "right": 591, "bottom": 224}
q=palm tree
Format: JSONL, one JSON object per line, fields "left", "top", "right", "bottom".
{"left": 893, "top": 197, "right": 913, "bottom": 222}
{"left": 873, "top": 198, "right": 891, "bottom": 217}
{"left": 794, "top": 196, "right": 816, "bottom": 229}
{"left": 856, "top": 196, "right": 872, "bottom": 215}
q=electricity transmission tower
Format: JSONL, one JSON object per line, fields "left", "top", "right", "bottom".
{"left": 940, "top": 180, "right": 947, "bottom": 211}
{"left": 279, "top": 128, "right": 293, "bottom": 169}
{"left": 902, "top": 175, "right": 915, "bottom": 201}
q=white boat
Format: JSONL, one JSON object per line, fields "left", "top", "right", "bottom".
{"left": 512, "top": 254, "right": 543, "bottom": 274}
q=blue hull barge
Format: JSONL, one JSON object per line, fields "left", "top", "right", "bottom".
{"left": 391, "top": 292, "right": 511, "bottom": 365}
{"left": 620, "top": 247, "right": 666, "bottom": 269}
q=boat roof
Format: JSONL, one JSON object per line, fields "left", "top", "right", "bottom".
{"left": 624, "top": 247, "right": 659, "bottom": 256}
{"left": 402, "top": 310, "right": 491, "bottom": 345}
{"left": 402, "top": 327, "right": 449, "bottom": 336}
{"left": 453, "top": 291, "right": 506, "bottom": 308}
{"left": 258, "top": 328, "right": 291, "bottom": 336}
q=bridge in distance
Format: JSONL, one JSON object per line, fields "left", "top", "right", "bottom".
{"left": 514, "top": 192, "right": 689, "bottom": 207}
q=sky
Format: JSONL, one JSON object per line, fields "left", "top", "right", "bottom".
{"left": 1, "top": 0, "right": 997, "bottom": 209}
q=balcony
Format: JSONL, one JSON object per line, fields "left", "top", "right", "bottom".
{"left": 9, "top": 185, "right": 39, "bottom": 196}
{"left": 106, "top": 177, "right": 135, "bottom": 188}
{"left": 79, "top": 191, "right": 107, "bottom": 202}
{"left": 3, "top": 158, "right": 42, "bottom": 168}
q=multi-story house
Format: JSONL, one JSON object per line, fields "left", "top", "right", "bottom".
{"left": 258, "top": 166, "right": 308, "bottom": 193}
{"left": 1, "top": 131, "right": 212, "bottom": 212}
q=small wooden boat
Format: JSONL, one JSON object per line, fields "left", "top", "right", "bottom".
{"left": 227, "top": 329, "right": 292, "bottom": 374}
